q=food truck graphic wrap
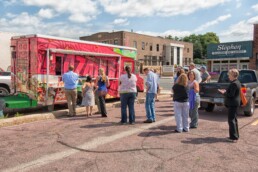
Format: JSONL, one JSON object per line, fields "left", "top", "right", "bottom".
{"left": 10, "top": 34, "right": 144, "bottom": 108}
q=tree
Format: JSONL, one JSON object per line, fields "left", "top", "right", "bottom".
{"left": 182, "top": 32, "right": 220, "bottom": 60}
{"left": 200, "top": 32, "right": 220, "bottom": 58}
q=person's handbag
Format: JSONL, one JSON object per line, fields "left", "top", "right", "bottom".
{"left": 98, "top": 90, "right": 107, "bottom": 97}
{"left": 240, "top": 91, "right": 247, "bottom": 107}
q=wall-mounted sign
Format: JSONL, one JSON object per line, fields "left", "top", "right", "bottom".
{"left": 207, "top": 41, "right": 253, "bottom": 59}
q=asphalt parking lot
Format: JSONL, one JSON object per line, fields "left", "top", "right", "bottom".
{"left": 0, "top": 96, "right": 257, "bottom": 172}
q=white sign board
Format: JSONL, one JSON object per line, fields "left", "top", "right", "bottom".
{"left": 162, "top": 65, "right": 174, "bottom": 73}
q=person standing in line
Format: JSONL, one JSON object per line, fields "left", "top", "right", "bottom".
{"left": 189, "top": 63, "right": 202, "bottom": 83}
{"left": 119, "top": 66, "right": 137, "bottom": 124}
{"left": 218, "top": 69, "right": 241, "bottom": 143}
{"left": 154, "top": 69, "right": 160, "bottom": 102}
{"left": 174, "top": 66, "right": 183, "bottom": 83}
{"left": 174, "top": 68, "right": 185, "bottom": 84}
{"left": 94, "top": 90, "right": 101, "bottom": 114}
{"left": 172, "top": 74, "right": 189, "bottom": 133}
{"left": 62, "top": 65, "right": 79, "bottom": 116}
{"left": 81, "top": 76, "right": 96, "bottom": 117}
{"left": 143, "top": 68, "right": 158, "bottom": 123}
{"left": 188, "top": 71, "right": 200, "bottom": 128}
{"left": 200, "top": 66, "right": 211, "bottom": 83}
{"left": 95, "top": 68, "right": 109, "bottom": 117}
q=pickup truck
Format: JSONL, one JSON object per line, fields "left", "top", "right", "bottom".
{"left": 200, "top": 70, "right": 258, "bottom": 116}
{"left": 0, "top": 71, "right": 11, "bottom": 96}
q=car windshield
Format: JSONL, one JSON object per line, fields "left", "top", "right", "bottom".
{"left": 219, "top": 71, "right": 257, "bottom": 83}
{"left": 0, "top": 72, "right": 11, "bottom": 76}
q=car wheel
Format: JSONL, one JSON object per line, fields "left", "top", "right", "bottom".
{"left": 0, "top": 87, "right": 9, "bottom": 96}
{"left": 244, "top": 97, "right": 255, "bottom": 116}
{"left": 205, "top": 103, "right": 215, "bottom": 112}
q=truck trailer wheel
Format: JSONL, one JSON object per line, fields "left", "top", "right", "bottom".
{"left": 205, "top": 103, "right": 215, "bottom": 112}
{"left": 0, "top": 87, "right": 9, "bottom": 96}
{"left": 244, "top": 97, "right": 255, "bottom": 116}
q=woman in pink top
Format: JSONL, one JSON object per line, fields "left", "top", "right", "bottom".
{"left": 119, "top": 66, "right": 137, "bottom": 124}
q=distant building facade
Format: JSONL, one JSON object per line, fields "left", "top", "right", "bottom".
{"left": 206, "top": 41, "right": 253, "bottom": 73}
{"left": 206, "top": 24, "right": 258, "bottom": 73}
{"left": 80, "top": 31, "right": 193, "bottom": 67}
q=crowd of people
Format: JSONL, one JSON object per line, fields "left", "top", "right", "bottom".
{"left": 62, "top": 63, "right": 240, "bottom": 143}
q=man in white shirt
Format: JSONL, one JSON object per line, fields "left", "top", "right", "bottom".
{"left": 189, "top": 63, "right": 202, "bottom": 83}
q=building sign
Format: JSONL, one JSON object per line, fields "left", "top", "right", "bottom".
{"left": 207, "top": 41, "right": 253, "bottom": 59}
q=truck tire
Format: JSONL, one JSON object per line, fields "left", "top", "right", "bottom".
{"left": 205, "top": 103, "right": 215, "bottom": 112}
{"left": 0, "top": 87, "right": 9, "bottom": 96}
{"left": 244, "top": 97, "right": 255, "bottom": 116}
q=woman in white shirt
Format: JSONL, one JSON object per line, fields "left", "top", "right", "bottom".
{"left": 119, "top": 66, "right": 137, "bottom": 124}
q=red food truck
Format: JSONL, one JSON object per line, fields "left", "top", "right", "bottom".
{"left": 1, "top": 34, "right": 144, "bottom": 110}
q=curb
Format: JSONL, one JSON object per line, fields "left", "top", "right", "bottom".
{"left": 0, "top": 94, "right": 171, "bottom": 128}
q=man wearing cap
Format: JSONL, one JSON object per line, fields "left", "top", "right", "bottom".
{"left": 189, "top": 63, "right": 202, "bottom": 83}
{"left": 200, "top": 66, "right": 211, "bottom": 83}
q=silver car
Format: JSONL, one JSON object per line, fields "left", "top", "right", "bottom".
{"left": 0, "top": 71, "right": 11, "bottom": 96}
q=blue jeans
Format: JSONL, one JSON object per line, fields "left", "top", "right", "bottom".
{"left": 189, "top": 95, "right": 200, "bottom": 128}
{"left": 120, "top": 93, "right": 136, "bottom": 123}
{"left": 145, "top": 93, "right": 156, "bottom": 121}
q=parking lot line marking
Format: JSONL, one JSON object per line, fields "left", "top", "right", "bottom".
{"left": 251, "top": 119, "right": 258, "bottom": 126}
{"left": 2, "top": 117, "right": 174, "bottom": 172}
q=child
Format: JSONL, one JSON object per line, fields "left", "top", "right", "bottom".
{"left": 81, "top": 76, "right": 96, "bottom": 116}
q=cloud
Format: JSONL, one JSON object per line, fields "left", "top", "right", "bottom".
{"left": 113, "top": 18, "right": 129, "bottom": 26}
{"left": 22, "top": 0, "right": 99, "bottom": 23}
{"left": 38, "top": 8, "right": 55, "bottom": 19}
{"left": 1, "top": 0, "right": 17, "bottom": 6}
{"left": 247, "top": 16, "right": 258, "bottom": 24}
{"left": 236, "top": 0, "right": 241, "bottom": 8}
{"left": 219, "top": 20, "right": 253, "bottom": 42}
{"left": 99, "top": 0, "right": 229, "bottom": 17}
{"left": 136, "top": 29, "right": 191, "bottom": 39}
{"left": 0, "top": 12, "right": 91, "bottom": 38}
{"left": 252, "top": 3, "right": 258, "bottom": 12}
{"left": 194, "top": 14, "right": 231, "bottom": 32}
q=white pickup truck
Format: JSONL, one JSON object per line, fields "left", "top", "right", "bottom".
{"left": 0, "top": 71, "right": 11, "bottom": 96}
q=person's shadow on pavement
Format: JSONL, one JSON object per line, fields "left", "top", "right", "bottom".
{"left": 181, "top": 137, "right": 229, "bottom": 144}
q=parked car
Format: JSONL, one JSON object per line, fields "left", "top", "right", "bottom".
{"left": 0, "top": 71, "right": 11, "bottom": 96}
{"left": 200, "top": 70, "right": 258, "bottom": 116}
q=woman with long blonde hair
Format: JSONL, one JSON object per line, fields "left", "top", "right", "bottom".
{"left": 95, "top": 68, "right": 110, "bottom": 117}
{"left": 188, "top": 71, "right": 200, "bottom": 129}
{"left": 172, "top": 74, "right": 189, "bottom": 133}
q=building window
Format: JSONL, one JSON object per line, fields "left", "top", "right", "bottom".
{"left": 185, "top": 58, "right": 187, "bottom": 65}
{"left": 133, "top": 41, "right": 137, "bottom": 48}
{"left": 187, "top": 48, "right": 189, "bottom": 53}
{"left": 142, "top": 42, "right": 145, "bottom": 50}
{"left": 150, "top": 43, "right": 153, "bottom": 51}
{"left": 156, "top": 44, "right": 159, "bottom": 52}
{"left": 152, "top": 56, "right": 157, "bottom": 66}
{"left": 114, "top": 40, "right": 118, "bottom": 45}
{"left": 102, "top": 40, "right": 108, "bottom": 44}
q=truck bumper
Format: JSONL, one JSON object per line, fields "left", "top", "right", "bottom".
{"left": 200, "top": 97, "right": 224, "bottom": 104}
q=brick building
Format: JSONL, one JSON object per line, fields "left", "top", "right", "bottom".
{"left": 253, "top": 24, "right": 258, "bottom": 70}
{"left": 80, "top": 31, "right": 193, "bottom": 67}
